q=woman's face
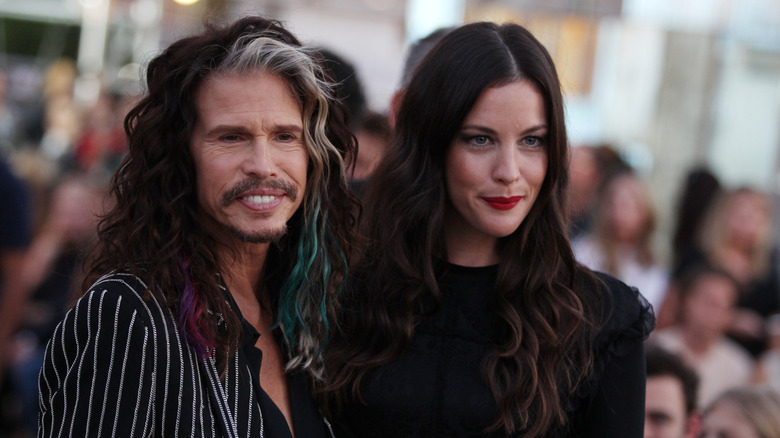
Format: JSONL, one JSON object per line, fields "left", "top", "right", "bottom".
{"left": 605, "top": 175, "right": 650, "bottom": 243}
{"left": 700, "top": 401, "right": 759, "bottom": 438}
{"left": 724, "top": 191, "right": 770, "bottom": 251}
{"left": 444, "top": 79, "right": 548, "bottom": 264}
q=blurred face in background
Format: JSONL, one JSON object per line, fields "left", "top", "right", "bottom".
{"left": 49, "top": 179, "right": 105, "bottom": 243}
{"left": 568, "top": 146, "right": 599, "bottom": 215}
{"left": 604, "top": 174, "right": 651, "bottom": 243}
{"left": 724, "top": 191, "right": 770, "bottom": 252}
{"left": 681, "top": 273, "right": 738, "bottom": 340}
{"left": 699, "top": 401, "right": 759, "bottom": 438}
{"left": 644, "top": 375, "right": 698, "bottom": 438}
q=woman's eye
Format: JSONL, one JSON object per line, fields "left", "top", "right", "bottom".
{"left": 469, "top": 135, "right": 491, "bottom": 146}
{"left": 277, "top": 133, "right": 295, "bottom": 142}
{"left": 522, "top": 135, "right": 545, "bottom": 148}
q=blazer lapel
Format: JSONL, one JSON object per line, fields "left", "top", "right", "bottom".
{"left": 198, "top": 354, "right": 239, "bottom": 438}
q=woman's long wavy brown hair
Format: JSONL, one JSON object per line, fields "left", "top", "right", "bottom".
{"left": 83, "top": 16, "right": 358, "bottom": 379}
{"left": 323, "top": 22, "right": 607, "bottom": 435}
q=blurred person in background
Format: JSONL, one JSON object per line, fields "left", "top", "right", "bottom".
{"left": 568, "top": 145, "right": 601, "bottom": 239}
{"left": 6, "top": 173, "right": 106, "bottom": 437}
{"left": 670, "top": 167, "right": 722, "bottom": 267}
{"left": 0, "top": 155, "right": 33, "bottom": 435}
{"left": 573, "top": 170, "right": 669, "bottom": 311}
{"left": 657, "top": 166, "right": 722, "bottom": 328}
{"left": 699, "top": 386, "right": 780, "bottom": 438}
{"left": 672, "top": 187, "right": 779, "bottom": 356}
{"left": 644, "top": 345, "right": 701, "bottom": 438}
{"left": 37, "top": 59, "right": 81, "bottom": 165}
{"left": 567, "top": 143, "right": 629, "bottom": 239}
{"left": 652, "top": 264, "right": 754, "bottom": 408}
{"left": 0, "top": 69, "right": 21, "bottom": 153}
{"left": 387, "top": 26, "right": 453, "bottom": 129}
{"left": 349, "top": 111, "right": 390, "bottom": 184}
{"left": 754, "top": 313, "right": 780, "bottom": 391}
{"left": 316, "top": 47, "right": 390, "bottom": 196}
{"left": 69, "top": 89, "right": 129, "bottom": 176}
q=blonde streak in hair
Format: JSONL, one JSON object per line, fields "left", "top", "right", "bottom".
{"left": 296, "top": 53, "right": 347, "bottom": 225}
{"left": 297, "top": 71, "right": 332, "bottom": 224}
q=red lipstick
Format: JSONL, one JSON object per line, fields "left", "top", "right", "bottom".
{"left": 482, "top": 196, "right": 523, "bottom": 210}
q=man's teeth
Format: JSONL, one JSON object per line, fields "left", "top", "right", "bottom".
{"left": 243, "top": 195, "right": 277, "bottom": 204}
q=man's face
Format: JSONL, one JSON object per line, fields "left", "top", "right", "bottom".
{"left": 645, "top": 375, "right": 695, "bottom": 438}
{"left": 190, "top": 71, "right": 308, "bottom": 246}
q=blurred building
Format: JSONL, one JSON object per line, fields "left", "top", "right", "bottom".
{"left": 0, "top": 0, "right": 778, "bottom": 260}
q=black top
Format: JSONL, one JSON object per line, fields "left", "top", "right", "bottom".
{"left": 334, "top": 264, "right": 654, "bottom": 437}
{"left": 38, "top": 272, "right": 333, "bottom": 438}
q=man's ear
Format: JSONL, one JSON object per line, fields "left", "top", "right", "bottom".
{"left": 685, "top": 411, "right": 702, "bottom": 438}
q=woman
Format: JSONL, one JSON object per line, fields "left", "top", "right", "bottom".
{"left": 323, "top": 22, "right": 654, "bottom": 437}
{"left": 573, "top": 171, "right": 669, "bottom": 311}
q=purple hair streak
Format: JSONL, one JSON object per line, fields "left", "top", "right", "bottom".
{"left": 178, "top": 257, "right": 216, "bottom": 357}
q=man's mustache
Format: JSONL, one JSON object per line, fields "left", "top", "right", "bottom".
{"left": 221, "top": 178, "right": 298, "bottom": 206}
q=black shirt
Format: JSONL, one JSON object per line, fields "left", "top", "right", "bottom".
{"left": 235, "top": 304, "right": 332, "bottom": 438}
{"left": 334, "top": 264, "right": 654, "bottom": 437}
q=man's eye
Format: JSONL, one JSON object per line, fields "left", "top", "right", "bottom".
{"left": 220, "top": 134, "right": 242, "bottom": 142}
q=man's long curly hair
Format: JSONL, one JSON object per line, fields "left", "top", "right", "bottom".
{"left": 323, "top": 22, "right": 607, "bottom": 435}
{"left": 83, "top": 16, "right": 358, "bottom": 380}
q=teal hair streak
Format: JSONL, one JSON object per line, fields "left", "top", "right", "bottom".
{"left": 276, "top": 198, "right": 348, "bottom": 356}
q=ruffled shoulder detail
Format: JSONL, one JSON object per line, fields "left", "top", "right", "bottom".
{"left": 564, "top": 271, "right": 655, "bottom": 415}
{"left": 591, "top": 272, "right": 656, "bottom": 357}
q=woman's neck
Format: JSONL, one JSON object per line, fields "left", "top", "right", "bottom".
{"left": 444, "top": 221, "right": 499, "bottom": 267}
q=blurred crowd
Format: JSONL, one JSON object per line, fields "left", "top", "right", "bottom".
{"left": 0, "top": 58, "right": 124, "bottom": 437}
{"left": 0, "top": 30, "right": 779, "bottom": 437}
{"left": 569, "top": 143, "right": 780, "bottom": 436}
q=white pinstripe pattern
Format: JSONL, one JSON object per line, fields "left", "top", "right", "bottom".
{"left": 37, "top": 272, "right": 331, "bottom": 437}
{"left": 110, "top": 309, "right": 136, "bottom": 437}
{"left": 96, "top": 292, "right": 121, "bottom": 437}
{"left": 204, "top": 356, "right": 238, "bottom": 438}
{"left": 84, "top": 291, "right": 103, "bottom": 432}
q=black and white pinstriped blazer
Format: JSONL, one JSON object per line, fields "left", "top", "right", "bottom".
{"left": 38, "top": 272, "right": 334, "bottom": 437}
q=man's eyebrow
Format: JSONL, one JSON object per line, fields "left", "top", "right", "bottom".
{"left": 204, "top": 124, "right": 249, "bottom": 136}
{"left": 272, "top": 123, "right": 304, "bottom": 132}
{"left": 205, "top": 123, "right": 304, "bottom": 136}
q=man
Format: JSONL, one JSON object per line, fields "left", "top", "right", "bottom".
{"left": 38, "top": 16, "right": 357, "bottom": 437}
{"left": 645, "top": 345, "right": 701, "bottom": 438}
